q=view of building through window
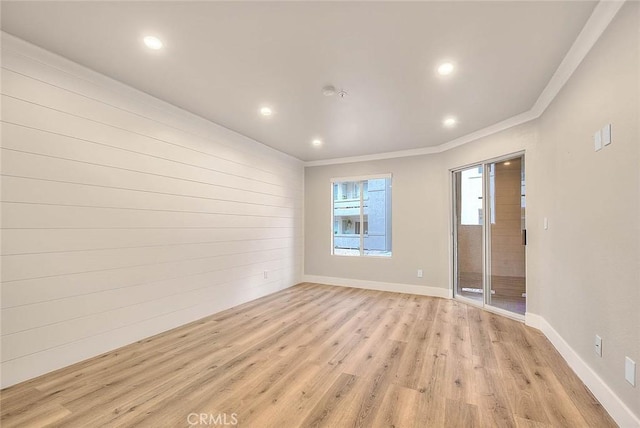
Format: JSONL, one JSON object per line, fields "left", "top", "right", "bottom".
{"left": 460, "top": 167, "right": 483, "bottom": 225}
{"left": 332, "top": 177, "right": 392, "bottom": 256}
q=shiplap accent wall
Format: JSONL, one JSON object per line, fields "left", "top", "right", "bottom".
{"left": 0, "top": 33, "right": 304, "bottom": 387}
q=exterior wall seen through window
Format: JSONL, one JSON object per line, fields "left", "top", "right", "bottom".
{"left": 332, "top": 177, "right": 392, "bottom": 257}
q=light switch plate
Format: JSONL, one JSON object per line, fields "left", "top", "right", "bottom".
{"left": 417, "top": 269, "right": 423, "bottom": 278}
{"left": 625, "top": 357, "right": 636, "bottom": 386}
{"left": 594, "top": 130, "right": 602, "bottom": 151}
{"left": 602, "top": 124, "right": 612, "bottom": 146}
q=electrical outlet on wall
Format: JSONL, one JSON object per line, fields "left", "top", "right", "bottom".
{"left": 625, "top": 357, "right": 636, "bottom": 386}
{"left": 595, "top": 335, "right": 602, "bottom": 357}
{"left": 602, "top": 124, "right": 612, "bottom": 146}
{"left": 263, "top": 271, "right": 268, "bottom": 280}
{"left": 417, "top": 269, "right": 423, "bottom": 278}
{"left": 594, "top": 130, "right": 602, "bottom": 151}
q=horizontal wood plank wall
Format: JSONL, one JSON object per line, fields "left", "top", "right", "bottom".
{"left": 0, "top": 32, "right": 304, "bottom": 387}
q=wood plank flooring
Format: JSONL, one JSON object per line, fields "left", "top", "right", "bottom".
{"left": 0, "top": 283, "right": 615, "bottom": 427}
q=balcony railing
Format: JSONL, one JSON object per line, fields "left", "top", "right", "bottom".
{"left": 333, "top": 199, "right": 369, "bottom": 217}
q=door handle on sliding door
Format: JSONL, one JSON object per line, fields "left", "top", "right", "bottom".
{"left": 522, "top": 229, "right": 527, "bottom": 245}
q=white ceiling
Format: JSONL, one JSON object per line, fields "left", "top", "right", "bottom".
{"left": 1, "top": 1, "right": 597, "bottom": 161}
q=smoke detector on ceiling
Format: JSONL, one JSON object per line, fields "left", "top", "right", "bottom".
{"left": 322, "top": 85, "right": 336, "bottom": 96}
{"left": 322, "top": 85, "right": 348, "bottom": 99}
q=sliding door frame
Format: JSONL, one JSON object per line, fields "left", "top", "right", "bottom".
{"left": 450, "top": 151, "right": 526, "bottom": 321}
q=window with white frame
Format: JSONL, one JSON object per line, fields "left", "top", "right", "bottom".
{"left": 331, "top": 175, "right": 392, "bottom": 257}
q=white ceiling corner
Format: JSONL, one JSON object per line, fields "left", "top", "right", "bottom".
{"left": 306, "top": 0, "right": 625, "bottom": 167}
{"left": 530, "top": 0, "right": 626, "bottom": 117}
{"left": 0, "top": 1, "right": 616, "bottom": 165}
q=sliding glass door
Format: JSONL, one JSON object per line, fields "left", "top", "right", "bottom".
{"left": 454, "top": 166, "right": 485, "bottom": 304}
{"left": 488, "top": 157, "right": 526, "bottom": 314}
{"left": 453, "top": 155, "right": 526, "bottom": 318}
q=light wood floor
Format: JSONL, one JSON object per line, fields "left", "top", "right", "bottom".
{"left": 1, "top": 283, "right": 615, "bottom": 427}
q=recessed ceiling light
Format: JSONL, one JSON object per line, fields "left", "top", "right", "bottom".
{"left": 443, "top": 116, "right": 457, "bottom": 127}
{"left": 312, "top": 139, "right": 322, "bottom": 147}
{"left": 437, "top": 62, "right": 455, "bottom": 76}
{"left": 260, "top": 107, "right": 273, "bottom": 116}
{"left": 504, "top": 161, "right": 511, "bottom": 166}
{"left": 143, "top": 36, "right": 163, "bottom": 50}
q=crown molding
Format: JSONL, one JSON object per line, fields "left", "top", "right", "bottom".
{"left": 530, "top": 0, "right": 626, "bottom": 117}
{"left": 304, "top": 109, "right": 537, "bottom": 167}
{"left": 0, "top": 32, "right": 304, "bottom": 169}
{"left": 304, "top": 0, "right": 625, "bottom": 168}
{"left": 304, "top": 146, "right": 439, "bottom": 167}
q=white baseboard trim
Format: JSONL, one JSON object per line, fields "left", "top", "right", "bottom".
{"left": 524, "top": 312, "right": 544, "bottom": 329}
{"left": 302, "top": 275, "right": 452, "bottom": 299}
{"left": 526, "top": 313, "right": 639, "bottom": 427}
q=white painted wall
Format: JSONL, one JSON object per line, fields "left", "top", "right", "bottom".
{"left": 305, "top": 2, "right": 639, "bottom": 422}
{"left": 304, "top": 124, "right": 535, "bottom": 298}
{"left": 532, "top": 3, "right": 639, "bottom": 419}
{"left": 304, "top": 154, "right": 450, "bottom": 297}
{"left": 0, "top": 33, "right": 304, "bottom": 387}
